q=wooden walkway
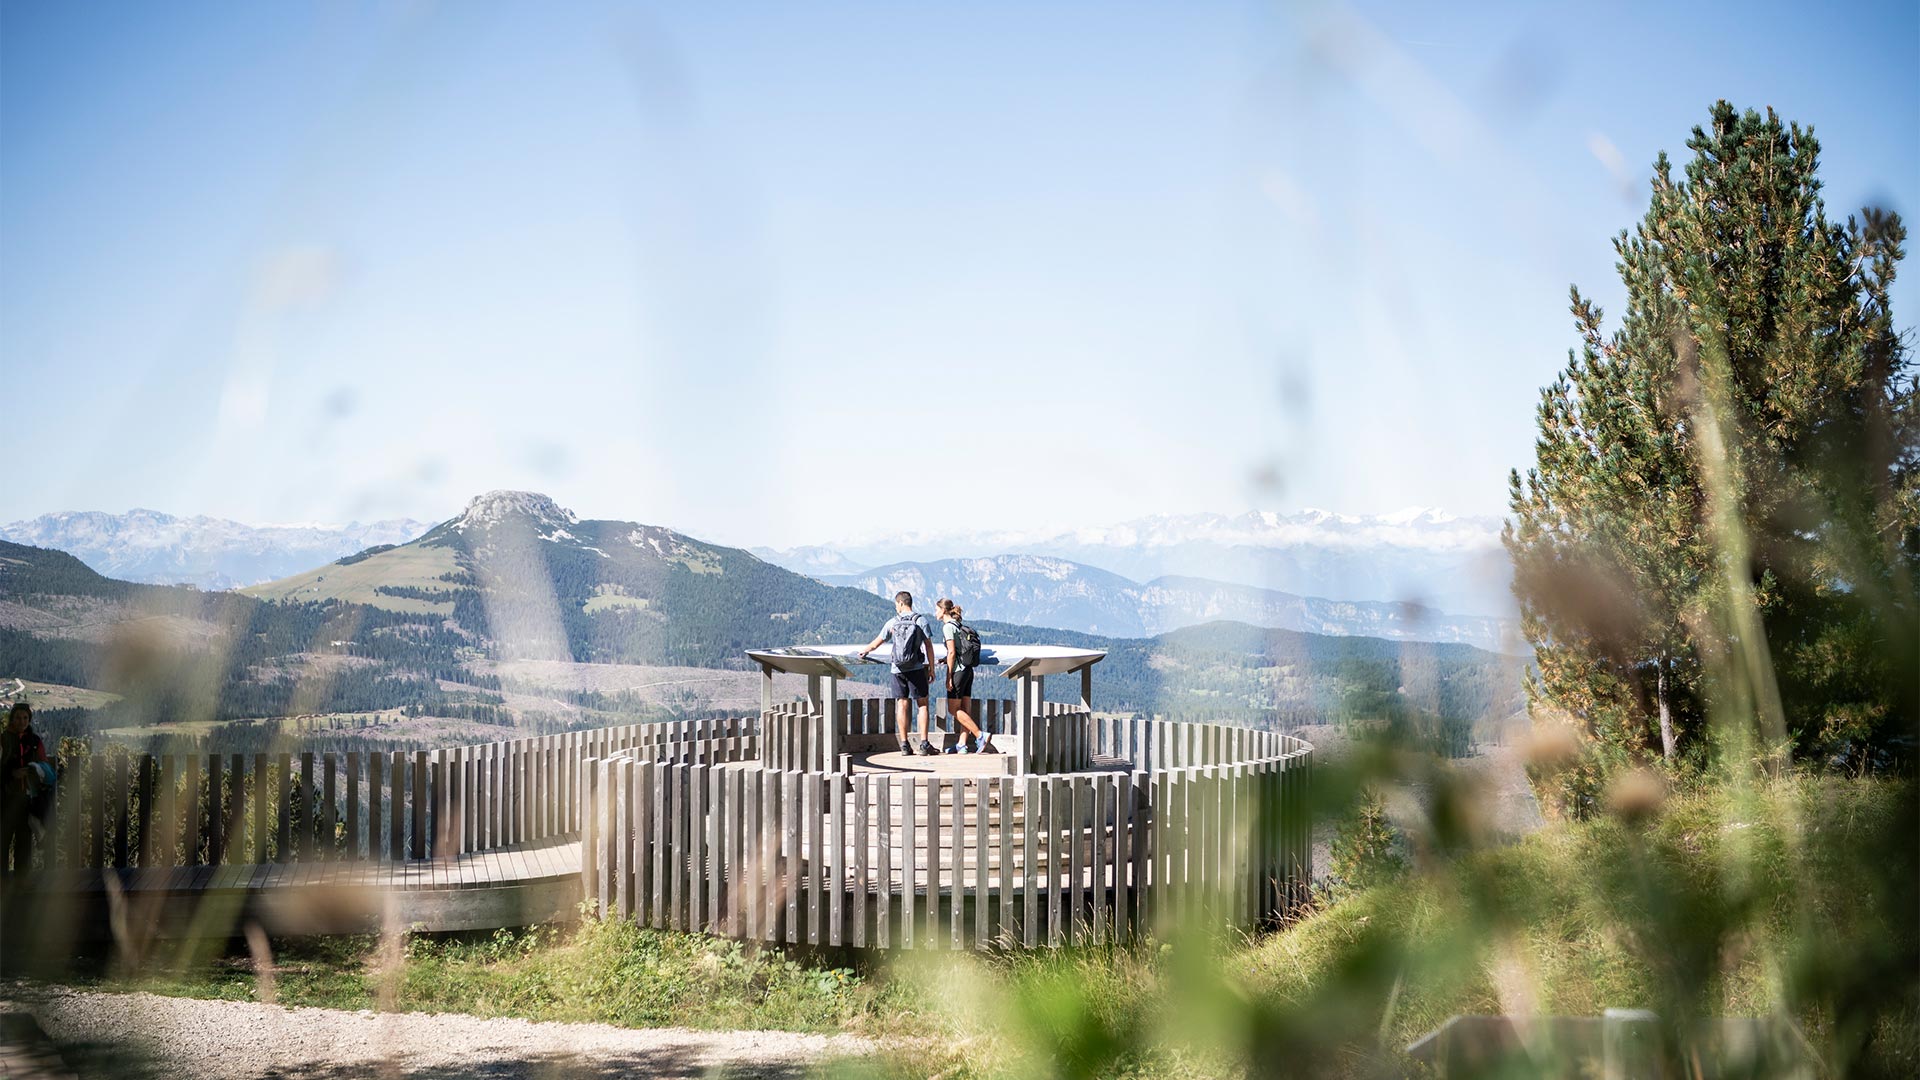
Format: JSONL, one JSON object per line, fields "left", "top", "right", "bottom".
{"left": 6, "top": 838, "right": 583, "bottom": 942}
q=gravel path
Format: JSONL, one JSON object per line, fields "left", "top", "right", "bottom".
{"left": 2, "top": 984, "right": 875, "bottom": 1079}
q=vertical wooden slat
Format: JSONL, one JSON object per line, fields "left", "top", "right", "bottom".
{"left": 1022, "top": 775, "right": 1040, "bottom": 947}
{"left": 157, "top": 755, "right": 177, "bottom": 867}
{"left": 924, "top": 777, "right": 941, "bottom": 949}
{"left": 253, "top": 755, "right": 270, "bottom": 865}
{"left": 431, "top": 749, "right": 448, "bottom": 860}
{"left": 1070, "top": 776, "right": 1090, "bottom": 944}
{"left": 275, "top": 753, "right": 292, "bottom": 863}
{"left": 767, "top": 769, "right": 785, "bottom": 942}
{"left": 706, "top": 765, "right": 723, "bottom": 934}
{"left": 389, "top": 751, "right": 405, "bottom": 862}
{"left": 651, "top": 757, "right": 668, "bottom": 930}
{"left": 950, "top": 778, "right": 965, "bottom": 950}
{"left": 608, "top": 760, "right": 627, "bottom": 918}
{"left": 86, "top": 757, "right": 103, "bottom": 868}
{"left": 346, "top": 753, "right": 362, "bottom": 861}
{"left": 828, "top": 771, "right": 846, "bottom": 946}
{"left": 321, "top": 755, "right": 337, "bottom": 860}
{"left": 1149, "top": 771, "right": 1170, "bottom": 934}
{"left": 581, "top": 757, "right": 600, "bottom": 916}
{"left": 229, "top": 755, "right": 248, "bottom": 866}
{"left": 784, "top": 770, "right": 802, "bottom": 945}
{"left": 667, "top": 764, "right": 687, "bottom": 931}
{"left": 618, "top": 756, "right": 634, "bottom": 917}
{"left": 628, "top": 757, "right": 645, "bottom": 924}
{"left": 900, "top": 777, "right": 917, "bottom": 950}
{"left": 185, "top": 754, "right": 203, "bottom": 867}
{"left": 1047, "top": 776, "right": 1066, "bottom": 946}
{"left": 853, "top": 773, "right": 869, "bottom": 948}
{"left": 135, "top": 756, "right": 154, "bottom": 868}
{"left": 997, "top": 776, "right": 1015, "bottom": 943}
{"left": 692, "top": 762, "right": 710, "bottom": 932}
{"left": 297, "top": 752, "right": 314, "bottom": 860}
{"left": 1092, "top": 774, "right": 1110, "bottom": 944}
{"left": 411, "top": 751, "right": 427, "bottom": 860}
{"left": 806, "top": 771, "right": 825, "bottom": 946}
{"left": 367, "top": 752, "right": 382, "bottom": 862}
{"left": 876, "top": 776, "right": 893, "bottom": 949}
{"left": 744, "top": 767, "right": 762, "bottom": 941}
{"left": 204, "top": 755, "right": 223, "bottom": 867}
{"left": 111, "top": 756, "right": 130, "bottom": 868}
{"left": 728, "top": 766, "right": 746, "bottom": 936}
{"left": 974, "top": 777, "right": 990, "bottom": 949}
{"left": 1118, "top": 773, "right": 1139, "bottom": 942}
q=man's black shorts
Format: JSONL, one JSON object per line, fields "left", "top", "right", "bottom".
{"left": 891, "top": 666, "right": 930, "bottom": 699}
{"left": 945, "top": 665, "right": 974, "bottom": 699}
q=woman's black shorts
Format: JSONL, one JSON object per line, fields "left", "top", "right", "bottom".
{"left": 946, "top": 665, "right": 974, "bottom": 699}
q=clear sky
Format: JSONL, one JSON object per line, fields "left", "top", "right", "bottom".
{"left": 4, "top": 0, "right": 1915, "bottom": 547}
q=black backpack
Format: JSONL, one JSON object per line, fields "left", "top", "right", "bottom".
{"left": 954, "top": 619, "right": 982, "bottom": 668}
{"left": 886, "top": 614, "right": 929, "bottom": 669}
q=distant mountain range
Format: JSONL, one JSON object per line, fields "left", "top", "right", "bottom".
{"left": 754, "top": 508, "right": 1517, "bottom": 617}
{"left": 4, "top": 499, "right": 1520, "bottom": 650}
{"left": 822, "top": 555, "right": 1519, "bottom": 652}
{"left": 1, "top": 491, "right": 1526, "bottom": 738}
{"left": 0, "top": 509, "right": 429, "bottom": 590}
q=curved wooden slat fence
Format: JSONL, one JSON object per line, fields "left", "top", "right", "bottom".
{"left": 582, "top": 706, "right": 1312, "bottom": 950}
{"left": 13, "top": 705, "right": 1311, "bottom": 951}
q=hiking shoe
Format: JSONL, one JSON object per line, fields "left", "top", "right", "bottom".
{"left": 976, "top": 733, "right": 995, "bottom": 753}
{"left": 943, "top": 739, "right": 963, "bottom": 755}
{"left": 915, "top": 740, "right": 933, "bottom": 757}
{"left": 897, "top": 741, "right": 913, "bottom": 757}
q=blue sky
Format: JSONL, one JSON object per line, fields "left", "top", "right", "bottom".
{"left": 3, "top": 0, "right": 1915, "bottom": 546}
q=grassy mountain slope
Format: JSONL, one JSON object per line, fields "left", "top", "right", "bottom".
{"left": 245, "top": 491, "right": 894, "bottom": 667}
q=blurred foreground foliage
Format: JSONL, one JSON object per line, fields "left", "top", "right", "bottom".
{"left": 73, "top": 775, "right": 1913, "bottom": 1077}
{"left": 872, "top": 775, "right": 1916, "bottom": 1079}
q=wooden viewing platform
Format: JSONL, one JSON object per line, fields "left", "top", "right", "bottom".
{"left": 2, "top": 644, "right": 1314, "bottom": 955}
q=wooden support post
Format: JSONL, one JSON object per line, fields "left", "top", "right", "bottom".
{"left": 823, "top": 676, "right": 840, "bottom": 774}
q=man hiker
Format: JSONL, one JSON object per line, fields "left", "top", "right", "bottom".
{"left": 856, "top": 591, "right": 941, "bottom": 756}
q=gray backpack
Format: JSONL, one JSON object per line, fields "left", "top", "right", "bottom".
{"left": 886, "top": 614, "right": 929, "bottom": 669}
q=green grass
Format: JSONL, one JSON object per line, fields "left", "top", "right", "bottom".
{"left": 75, "top": 919, "right": 921, "bottom": 1037}
{"left": 51, "top": 776, "right": 1918, "bottom": 1079}
{"left": 242, "top": 543, "right": 459, "bottom": 615}
{"left": 17, "top": 679, "right": 123, "bottom": 710}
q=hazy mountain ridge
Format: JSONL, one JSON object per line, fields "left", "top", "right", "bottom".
{"left": 759, "top": 507, "right": 1517, "bottom": 616}
{"left": 0, "top": 508, "right": 429, "bottom": 590}
{"left": 824, "top": 555, "right": 1519, "bottom": 652}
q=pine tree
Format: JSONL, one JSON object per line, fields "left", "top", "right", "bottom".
{"left": 1506, "top": 103, "right": 1916, "bottom": 816}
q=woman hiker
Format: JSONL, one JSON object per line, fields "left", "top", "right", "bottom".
{"left": 935, "top": 599, "right": 991, "bottom": 754}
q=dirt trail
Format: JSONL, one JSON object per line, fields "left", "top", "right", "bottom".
{"left": 2, "top": 983, "right": 873, "bottom": 1079}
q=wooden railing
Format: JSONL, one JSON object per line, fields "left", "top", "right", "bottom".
{"left": 763, "top": 698, "right": 1021, "bottom": 772}
{"left": 582, "top": 713, "right": 1313, "bottom": 949}
{"left": 16, "top": 716, "right": 758, "bottom": 873}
